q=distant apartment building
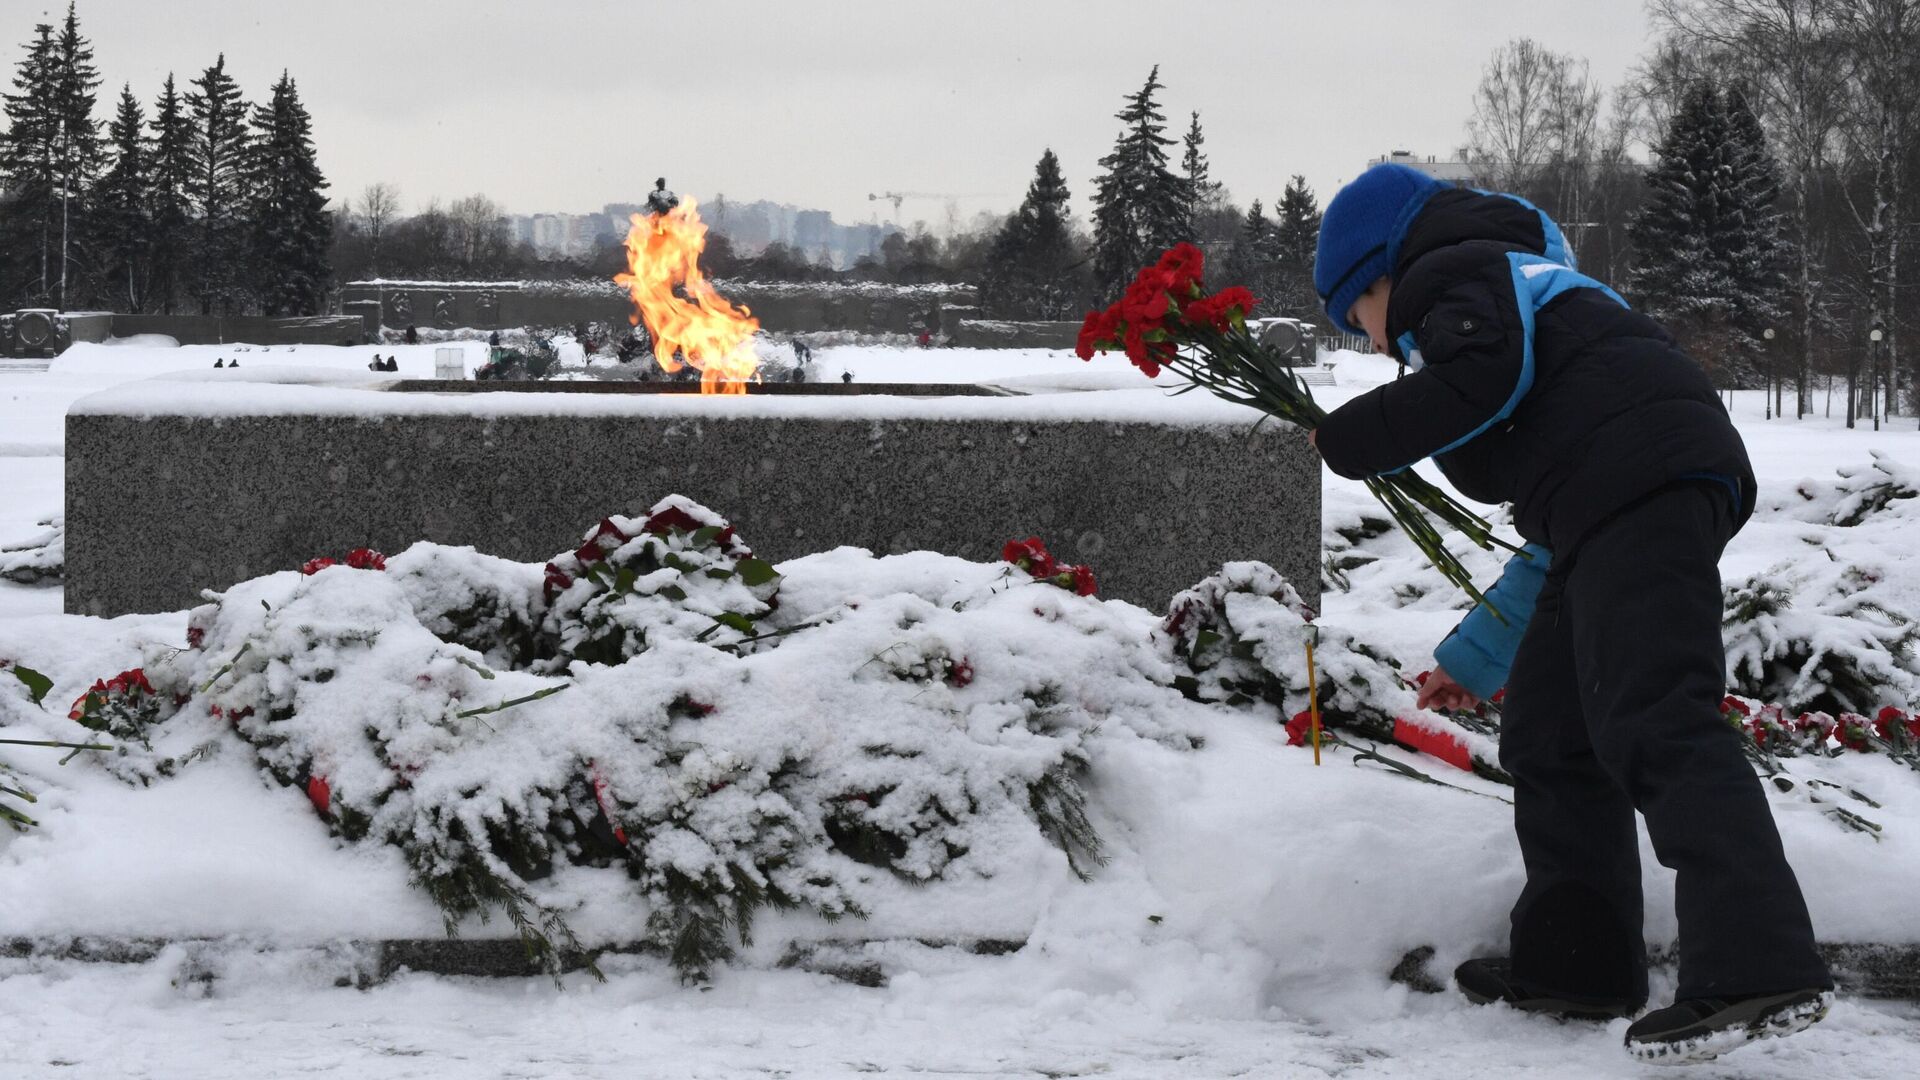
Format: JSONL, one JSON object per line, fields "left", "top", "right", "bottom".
{"left": 1368, "top": 150, "right": 1479, "bottom": 183}
{"left": 502, "top": 200, "right": 901, "bottom": 267}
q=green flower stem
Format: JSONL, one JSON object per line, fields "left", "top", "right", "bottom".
{"left": 455, "top": 683, "right": 570, "bottom": 720}
{"left": 1, "top": 783, "right": 37, "bottom": 803}
{"left": 0, "top": 738, "right": 114, "bottom": 751}
{"left": 200, "top": 642, "right": 255, "bottom": 693}
{"left": 1149, "top": 326, "right": 1523, "bottom": 619}
{"left": 1324, "top": 730, "right": 1511, "bottom": 805}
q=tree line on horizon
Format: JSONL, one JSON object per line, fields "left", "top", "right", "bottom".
{"left": 1456, "top": 0, "right": 1920, "bottom": 424}
{"left": 4, "top": 1, "right": 1915, "bottom": 423}
{"left": 0, "top": 4, "right": 330, "bottom": 318}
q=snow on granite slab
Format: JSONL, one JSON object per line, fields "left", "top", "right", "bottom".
{"left": 67, "top": 366, "right": 1269, "bottom": 428}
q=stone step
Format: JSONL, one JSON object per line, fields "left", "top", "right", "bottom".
{"left": 0, "top": 360, "right": 51, "bottom": 374}
{"left": 2, "top": 934, "right": 1028, "bottom": 989}
{"left": 1389, "top": 943, "right": 1920, "bottom": 1001}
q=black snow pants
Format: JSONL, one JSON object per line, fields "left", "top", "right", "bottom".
{"left": 1499, "top": 482, "right": 1831, "bottom": 1003}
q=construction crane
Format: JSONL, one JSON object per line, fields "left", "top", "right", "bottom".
{"left": 866, "top": 191, "right": 1006, "bottom": 221}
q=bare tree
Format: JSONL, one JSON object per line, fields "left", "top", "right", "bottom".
{"left": 447, "top": 193, "right": 510, "bottom": 272}
{"left": 1621, "top": 34, "right": 1719, "bottom": 146}
{"left": 1652, "top": 0, "right": 1850, "bottom": 416}
{"left": 1467, "top": 39, "right": 1607, "bottom": 256}
{"left": 1580, "top": 94, "right": 1647, "bottom": 285}
{"left": 1467, "top": 39, "right": 1569, "bottom": 195}
{"left": 1829, "top": 0, "right": 1920, "bottom": 423}
{"left": 357, "top": 182, "right": 400, "bottom": 278}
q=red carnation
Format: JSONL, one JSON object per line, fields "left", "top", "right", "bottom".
{"left": 306, "top": 774, "right": 331, "bottom": 818}
{"left": 947, "top": 658, "right": 975, "bottom": 688}
{"left": 1003, "top": 537, "right": 1057, "bottom": 577}
{"left": 1182, "top": 287, "right": 1258, "bottom": 332}
{"left": 1286, "top": 709, "right": 1317, "bottom": 747}
{"left": 1070, "top": 564, "right": 1098, "bottom": 597}
{"left": 543, "top": 563, "right": 573, "bottom": 596}
{"left": 590, "top": 764, "right": 630, "bottom": 845}
{"left": 1120, "top": 271, "right": 1175, "bottom": 324}
{"left": 1076, "top": 308, "right": 1119, "bottom": 361}
{"left": 68, "top": 681, "right": 106, "bottom": 721}
{"left": 300, "top": 557, "right": 338, "bottom": 576}
{"left": 186, "top": 625, "right": 205, "bottom": 649}
{"left": 643, "top": 507, "right": 702, "bottom": 535}
{"left": 1721, "top": 695, "right": 1752, "bottom": 718}
{"left": 1153, "top": 242, "right": 1206, "bottom": 293}
{"left": 344, "top": 548, "right": 387, "bottom": 571}
{"left": 1836, "top": 714, "right": 1872, "bottom": 752}
{"left": 1871, "top": 705, "right": 1919, "bottom": 743}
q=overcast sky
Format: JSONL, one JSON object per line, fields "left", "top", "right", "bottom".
{"left": 15, "top": 0, "right": 1657, "bottom": 227}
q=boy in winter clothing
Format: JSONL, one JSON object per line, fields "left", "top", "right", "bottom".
{"left": 1309, "top": 163, "right": 1832, "bottom": 1063}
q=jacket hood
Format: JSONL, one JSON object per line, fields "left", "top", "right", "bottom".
{"left": 1389, "top": 188, "right": 1573, "bottom": 281}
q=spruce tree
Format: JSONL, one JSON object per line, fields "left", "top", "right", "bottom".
{"left": 1721, "top": 85, "right": 1793, "bottom": 346}
{"left": 1629, "top": 80, "right": 1747, "bottom": 377}
{"left": 982, "top": 148, "right": 1082, "bottom": 319}
{"left": 249, "top": 72, "right": 331, "bottom": 315}
{"left": 148, "top": 75, "right": 194, "bottom": 314}
{"left": 48, "top": 1, "right": 101, "bottom": 308}
{"left": 1090, "top": 67, "right": 1190, "bottom": 294}
{"left": 1181, "top": 111, "right": 1224, "bottom": 225}
{"left": 0, "top": 22, "right": 59, "bottom": 304}
{"left": 1271, "top": 175, "right": 1322, "bottom": 323}
{"left": 184, "top": 55, "right": 251, "bottom": 314}
{"left": 93, "top": 85, "right": 151, "bottom": 311}
{"left": 1226, "top": 199, "right": 1273, "bottom": 300}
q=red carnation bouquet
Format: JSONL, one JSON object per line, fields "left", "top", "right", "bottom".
{"left": 1078, "top": 243, "right": 1523, "bottom": 615}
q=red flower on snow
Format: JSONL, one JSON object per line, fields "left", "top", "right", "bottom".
{"left": 1003, "top": 537, "right": 1058, "bottom": 578}
{"left": 1286, "top": 709, "right": 1318, "bottom": 747}
{"left": 1069, "top": 564, "right": 1098, "bottom": 597}
{"left": 644, "top": 506, "right": 703, "bottom": 535}
{"left": 1873, "top": 705, "right": 1919, "bottom": 744}
{"left": 1836, "top": 713, "right": 1873, "bottom": 752}
{"left": 306, "top": 775, "right": 332, "bottom": 818}
{"left": 344, "top": 548, "right": 387, "bottom": 571}
{"left": 302, "top": 548, "right": 387, "bottom": 575}
{"left": 68, "top": 668, "right": 155, "bottom": 722}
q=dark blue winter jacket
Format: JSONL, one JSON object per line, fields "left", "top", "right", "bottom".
{"left": 1315, "top": 187, "right": 1755, "bottom": 699}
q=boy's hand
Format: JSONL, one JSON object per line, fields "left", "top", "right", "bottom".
{"left": 1417, "top": 667, "right": 1480, "bottom": 712}
{"left": 1308, "top": 428, "right": 1319, "bottom": 453}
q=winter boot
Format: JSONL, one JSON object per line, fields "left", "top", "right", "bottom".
{"left": 1454, "top": 957, "right": 1643, "bottom": 1020}
{"left": 1623, "top": 988, "right": 1833, "bottom": 1064}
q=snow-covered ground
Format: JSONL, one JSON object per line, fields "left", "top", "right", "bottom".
{"left": 3, "top": 339, "right": 1920, "bottom": 1079}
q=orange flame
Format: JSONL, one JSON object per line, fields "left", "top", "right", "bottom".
{"left": 614, "top": 198, "right": 760, "bottom": 394}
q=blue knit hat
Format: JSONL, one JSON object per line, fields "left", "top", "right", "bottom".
{"left": 1314, "top": 163, "right": 1450, "bottom": 335}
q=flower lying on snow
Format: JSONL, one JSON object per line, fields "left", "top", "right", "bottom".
{"left": 301, "top": 547, "right": 388, "bottom": 575}
{"left": 1001, "top": 537, "right": 1098, "bottom": 597}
